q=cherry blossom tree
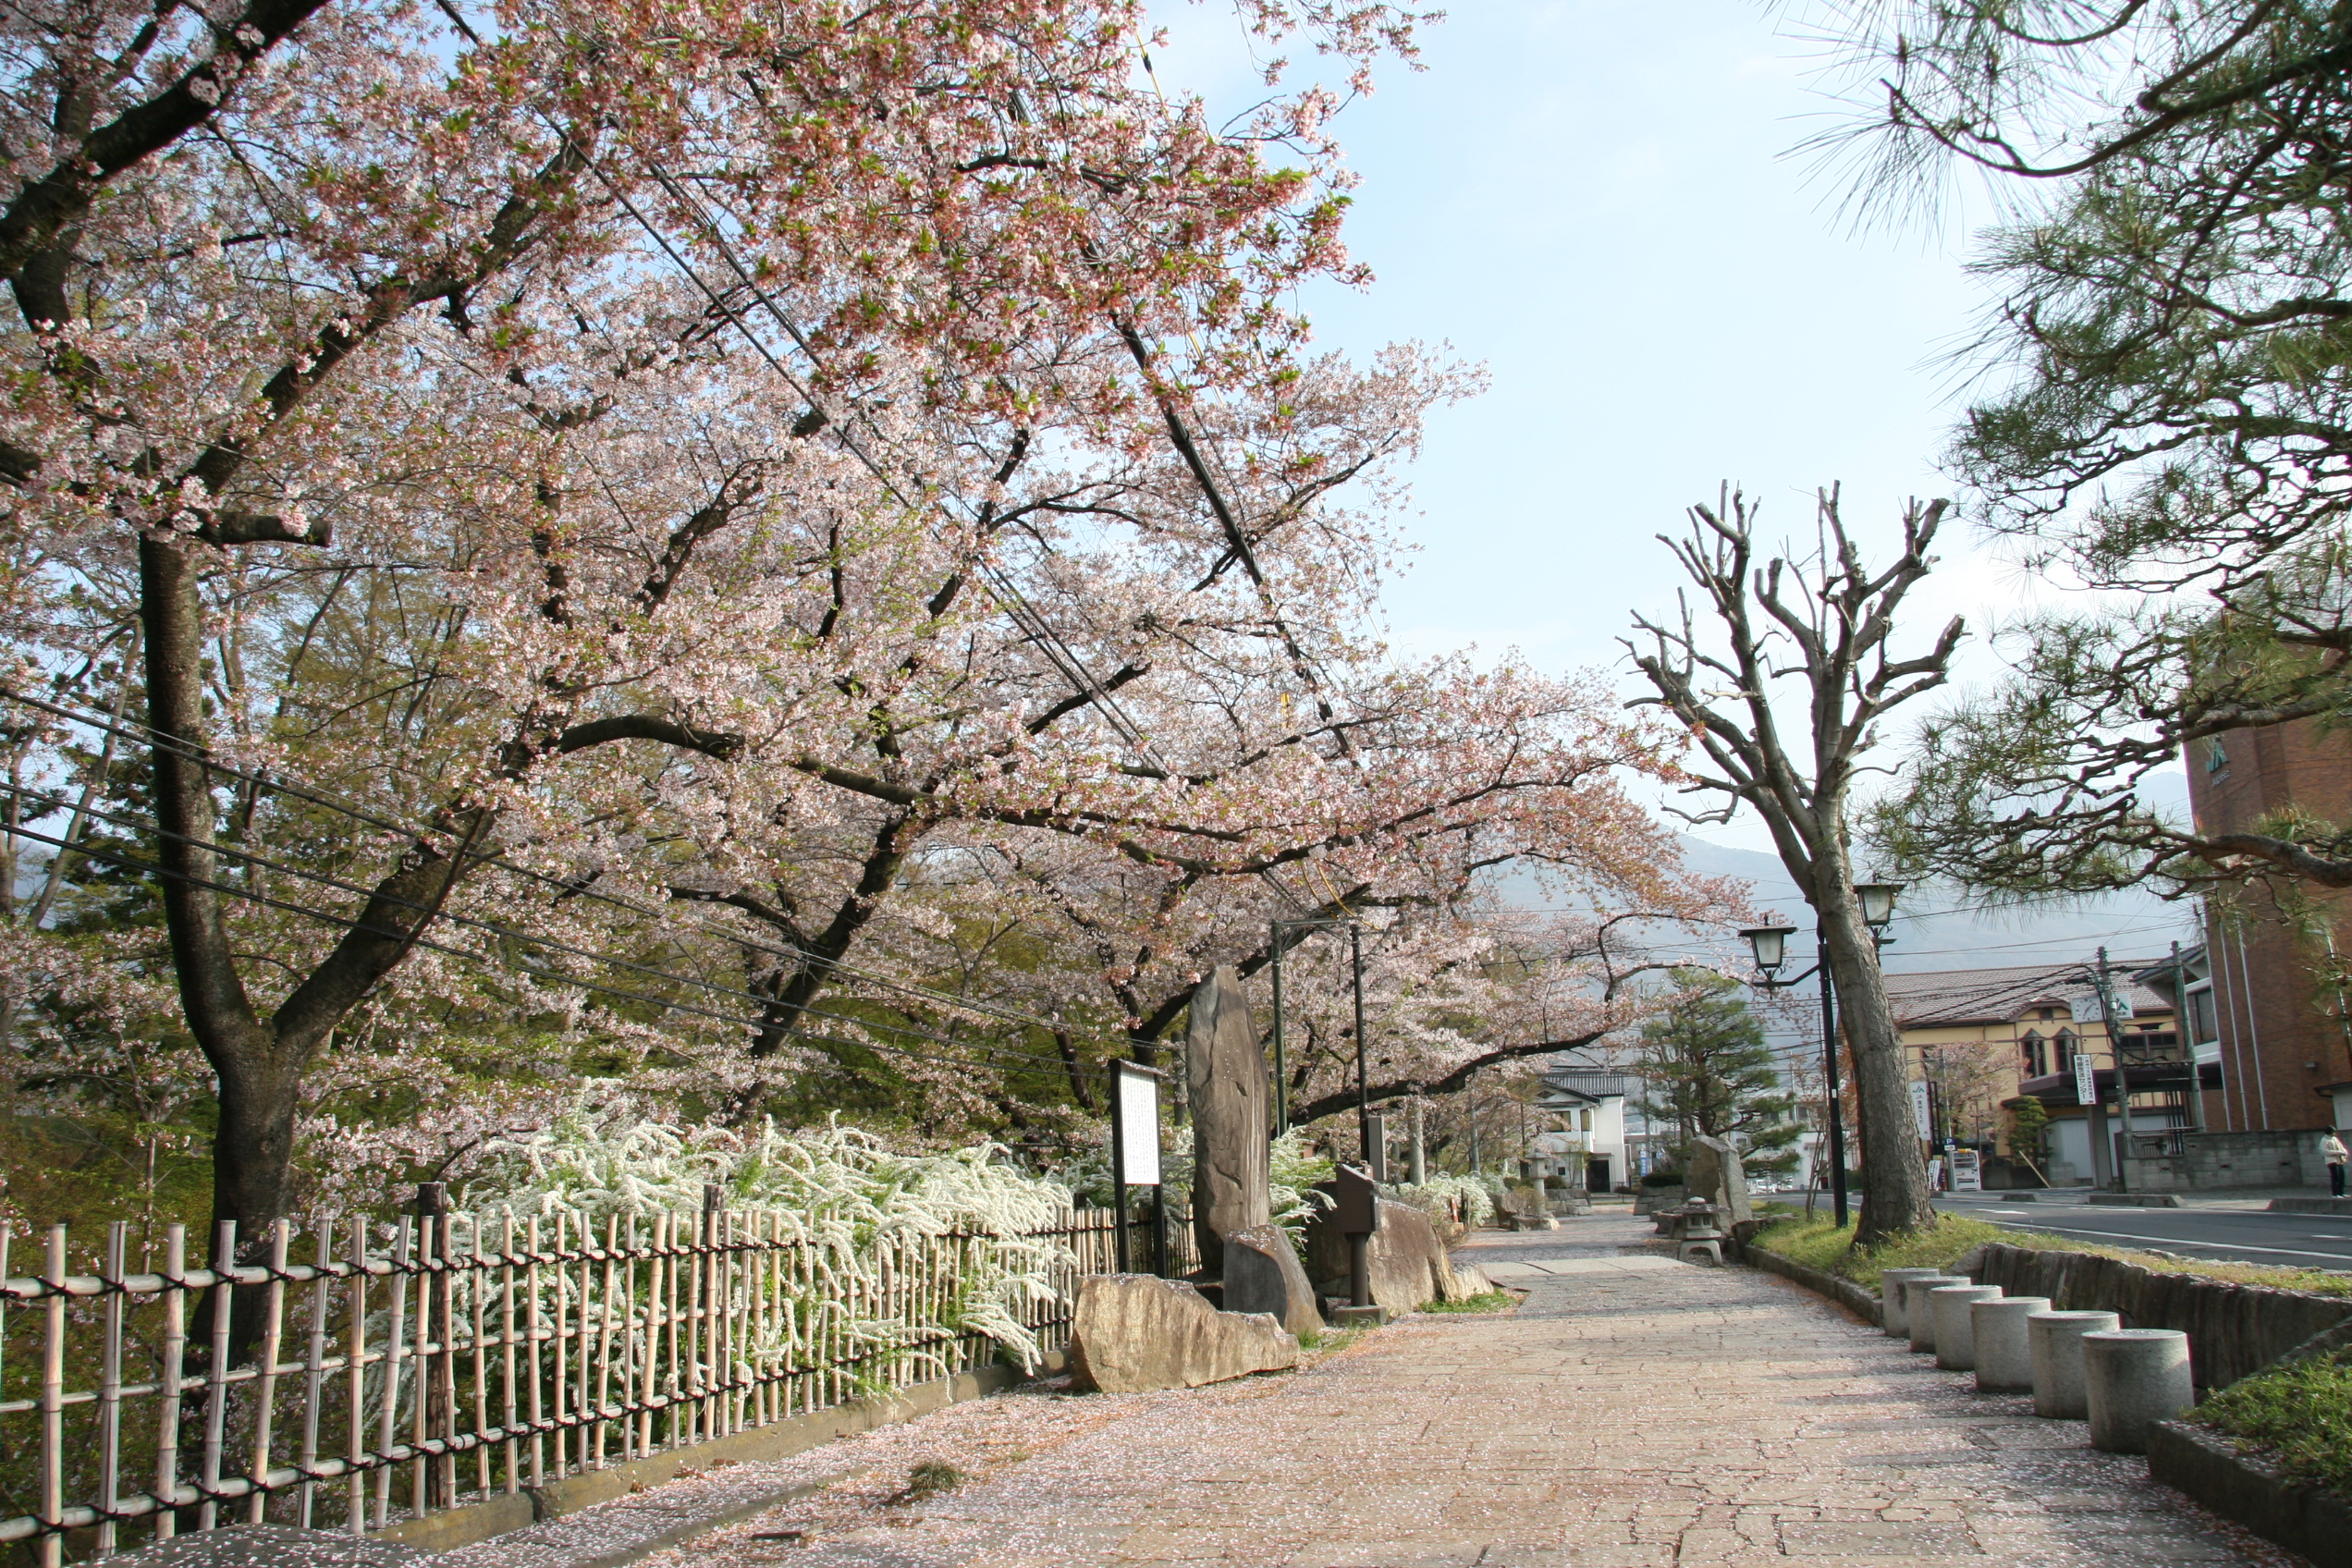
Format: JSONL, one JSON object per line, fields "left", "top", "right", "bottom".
{"left": 0, "top": 0, "right": 1434, "bottom": 1261}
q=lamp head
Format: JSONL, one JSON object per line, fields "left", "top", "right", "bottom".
{"left": 1855, "top": 882, "right": 1904, "bottom": 930}
{"left": 1741, "top": 925, "right": 1796, "bottom": 974}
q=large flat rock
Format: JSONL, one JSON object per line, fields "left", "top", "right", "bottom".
{"left": 1069, "top": 1274, "right": 1299, "bottom": 1393}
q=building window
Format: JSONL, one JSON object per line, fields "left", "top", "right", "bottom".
{"left": 2187, "top": 986, "right": 2219, "bottom": 1046}
{"left": 2055, "top": 1028, "right": 2078, "bottom": 1070}
{"left": 2206, "top": 738, "right": 2230, "bottom": 778}
{"left": 2022, "top": 1031, "right": 2049, "bottom": 1078}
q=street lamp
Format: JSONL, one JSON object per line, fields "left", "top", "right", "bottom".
{"left": 1738, "top": 884, "right": 1902, "bottom": 1231}
{"left": 1855, "top": 882, "right": 1905, "bottom": 932}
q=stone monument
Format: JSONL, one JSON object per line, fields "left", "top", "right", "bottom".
{"left": 1684, "top": 1134, "right": 1754, "bottom": 1226}
{"left": 1187, "top": 964, "right": 1270, "bottom": 1277}
{"left": 1220, "top": 1222, "right": 1323, "bottom": 1334}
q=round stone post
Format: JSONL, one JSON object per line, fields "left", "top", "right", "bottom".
{"left": 1971, "top": 1296, "right": 2052, "bottom": 1393}
{"left": 2084, "top": 1329, "right": 2195, "bottom": 1453}
{"left": 1905, "top": 1276, "right": 1966, "bottom": 1353}
{"left": 2028, "top": 1309, "right": 2123, "bottom": 1418}
{"left": 1931, "top": 1285, "right": 2003, "bottom": 1370}
{"left": 1880, "top": 1268, "right": 1947, "bottom": 1337}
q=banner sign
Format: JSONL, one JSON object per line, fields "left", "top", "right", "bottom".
{"left": 1113, "top": 1062, "right": 1161, "bottom": 1186}
{"left": 1909, "top": 1080, "right": 1932, "bottom": 1140}
{"left": 2073, "top": 1048, "right": 2098, "bottom": 1109}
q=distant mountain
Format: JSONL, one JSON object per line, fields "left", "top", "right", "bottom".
{"left": 1486, "top": 769, "right": 2201, "bottom": 974}
{"left": 1672, "top": 813, "right": 2194, "bottom": 975}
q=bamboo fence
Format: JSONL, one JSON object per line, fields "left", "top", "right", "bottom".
{"left": 0, "top": 1199, "right": 1190, "bottom": 1562}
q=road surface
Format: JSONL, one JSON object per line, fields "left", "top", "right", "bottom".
{"left": 1937, "top": 1192, "right": 2352, "bottom": 1272}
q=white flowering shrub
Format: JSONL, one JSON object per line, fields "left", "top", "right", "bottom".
{"left": 457, "top": 1095, "right": 1077, "bottom": 1374}
{"left": 1383, "top": 1173, "right": 1495, "bottom": 1231}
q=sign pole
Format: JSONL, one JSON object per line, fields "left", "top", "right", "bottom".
{"left": 1111, "top": 1067, "right": 1132, "bottom": 1274}
{"left": 1110, "top": 1061, "right": 1167, "bottom": 1276}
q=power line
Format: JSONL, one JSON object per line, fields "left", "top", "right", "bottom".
{"left": 3, "top": 687, "right": 1122, "bottom": 1047}
{"left": 3, "top": 808, "right": 1102, "bottom": 1084}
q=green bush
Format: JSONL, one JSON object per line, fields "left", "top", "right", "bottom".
{"left": 1639, "top": 1170, "right": 1684, "bottom": 1188}
{"left": 2194, "top": 1355, "right": 2352, "bottom": 1497}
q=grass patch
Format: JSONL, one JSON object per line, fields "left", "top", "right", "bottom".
{"left": 1753, "top": 1213, "right": 2352, "bottom": 1297}
{"left": 884, "top": 1460, "right": 964, "bottom": 1505}
{"left": 1298, "top": 1323, "right": 1367, "bottom": 1356}
{"left": 2193, "top": 1354, "right": 2352, "bottom": 1496}
{"left": 1420, "top": 1290, "right": 1516, "bottom": 1315}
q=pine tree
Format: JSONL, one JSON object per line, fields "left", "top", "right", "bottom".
{"left": 1635, "top": 971, "right": 1804, "bottom": 1177}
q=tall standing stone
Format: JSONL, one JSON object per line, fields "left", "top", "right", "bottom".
{"left": 1684, "top": 1135, "right": 1754, "bottom": 1225}
{"left": 1188, "top": 964, "right": 1270, "bottom": 1276}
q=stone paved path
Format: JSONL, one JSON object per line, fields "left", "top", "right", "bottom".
{"left": 603, "top": 1213, "right": 2297, "bottom": 1567}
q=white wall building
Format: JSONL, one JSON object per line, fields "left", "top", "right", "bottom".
{"left": 1534, "top": 1070, "right": 1631, "bottom": 1192}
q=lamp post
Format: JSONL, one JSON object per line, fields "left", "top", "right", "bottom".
{"left": 1741, "top": 882, "right": 1902, "bottom": 1231}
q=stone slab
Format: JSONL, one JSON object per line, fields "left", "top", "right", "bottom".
{"left": 1069, "top": 1273, "right": 1299, "bottom": 1392}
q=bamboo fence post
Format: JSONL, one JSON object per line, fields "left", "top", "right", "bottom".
{"left": 643, "top": 1213, "right": 665, "bottom": 1459}
{"left": 245, "top": 1219, "right": 290, "bottom": 1525}
{"left": 153, "top": 1224, "right": 186, "bottom": 1543}
{"left": 470, "top": 1215, "right": 491, "bottom": 1500}
{"left": 37, "top": 1224, "right": 64, "bottom": 1568}
{"left": 524, "top": 1214, "right": 544, "bottom": 1490}
{"left": 373, "top": 1218, "right": 410, "bottom": 1530}
{"left": 344, "top": 1218, "right": 366, "bottom": 1535}
{"left": 198, "top": 1219, "right": 236, "bottom": 1534}
{"left": 96, "top": 1221, "right": 126, "bottom": 1558}
{"left": 548, "top": 1211, "right": 568, "bottom": 1483}
{"left": 594, "top": 1216, "right": 617, "bottom": 1472}
{"left": 410, "top": 1214, "right": 434, "bottom": 1521}
{"left": 297, "top": 1219, "right": 330, "bottom": 1531}
{"left": 500, "top": 1209, "right": 518, "bottom": 1496}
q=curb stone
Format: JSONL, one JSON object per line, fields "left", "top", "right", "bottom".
{"left": 2149, "top": 1419, "right": 2352, "bottom": 1568}
{"left": 384, "top": 1353, "right": 1065, "bottom": 1560}
{"left": 1752, "top": 1238, "right": 2352, "bottom": 1567}
{"left": 1743, "top": 1245, "right": 1881, "bottom": 1325}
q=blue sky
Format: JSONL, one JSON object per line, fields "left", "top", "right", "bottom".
{"left": 1155, "top": 0, "right": 2197, "bottom": 960}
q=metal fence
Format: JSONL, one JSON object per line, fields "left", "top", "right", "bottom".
{"left": 0, "top": 1199, "right": 1191, "bottom": 1563}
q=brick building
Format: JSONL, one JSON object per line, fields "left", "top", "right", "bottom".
{"left": 2186, "top": 719, "right": 2352, "bottom": 1132}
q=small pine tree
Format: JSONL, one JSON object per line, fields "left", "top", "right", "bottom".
{"left": 2006, "top": 1096, "right": 2051, "bottom": 1170}
{"left": 1635, "top": 970, "right": 1805, "bottom": 1177}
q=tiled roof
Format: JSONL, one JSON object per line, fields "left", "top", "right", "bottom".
{"left": 1881, "top": 961, "right": 2169, "bottom": 1028}
{"left": 1539, "top": 1071, "right": 1630, "bottom": 1100}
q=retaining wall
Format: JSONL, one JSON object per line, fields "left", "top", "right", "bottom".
{"left": 2121, "top": 1129, "right": 2331, "bottom": 1193}
{"left": 1969, "top": 1242, "right": 2352, "bottom": 1390}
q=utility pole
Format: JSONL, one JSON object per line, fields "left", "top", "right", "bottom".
{"left": 1353, "top": 924, "right": 1372, "bottom": 1166}
{"left": 2094, "top": 946, "right": 2135, "bottom": 1192}
{"left": 1466, "top": 1071, "right": 1481, "bottom": 1173}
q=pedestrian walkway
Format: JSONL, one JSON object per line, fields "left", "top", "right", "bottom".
{"left": 459, "top": 1212, "right": 2296, "bottom": 1567}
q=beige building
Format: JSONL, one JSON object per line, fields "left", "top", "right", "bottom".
{"left": 1884, "top": 961, "right": 2187, "bottom": 1187}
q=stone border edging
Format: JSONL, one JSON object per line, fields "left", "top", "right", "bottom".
{"left": 2149, "top": 1419, "right": 2352, "bottom": 1568}
{"left": 372, "top": 1351, "right": 1068, "bottom": 1556}
{"left": 1744, "top": 1245, "right": 1881, "bottom": 1325}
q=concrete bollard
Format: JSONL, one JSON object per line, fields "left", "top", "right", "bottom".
{"left": 1931, "top": 1285, "right": 2003, "bottom": 1370}
{"left": 1880, "top": 1268, "right": 1948, "bottom": 1337}
{"left": 2028, "top": 1309, "right": 2123, "bottom": 1418}
{"left": 1905, "top": 1275, "right": 1967, "bottom": 1353}
{"left": 1971, "top": 1296, "right": 2053, "bottom": 1393}
{"left": 2084, "top": 1329, "right": 2196, "bottom": 1453}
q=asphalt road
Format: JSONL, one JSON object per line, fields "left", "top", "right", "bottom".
{"left": 1936, "top": 1194, "right": 2352, "bottom": 1271}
